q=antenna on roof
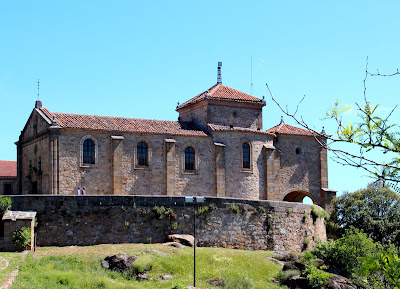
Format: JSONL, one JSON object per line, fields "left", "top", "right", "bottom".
{"left": 250, "top": 56, "right": 253, "bottom": 95}
{"left": 37, "top": 79, "right": 40, "bottom": 100}
{"left": 217, "top": 62, "right": 222, "bottom": 84}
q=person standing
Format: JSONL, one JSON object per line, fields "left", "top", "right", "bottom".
{"left": 77, "top": 187, "right": 81, "bottom": 195}
{"left": 82, "top": 187, "right": 86, "bottom": 195}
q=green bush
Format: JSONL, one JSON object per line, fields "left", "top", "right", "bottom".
{"left": 311, "top": 205, "right": 329, "bottom": 220}
{"left": 13, "top": 226, "right": 31, "bottom": 251}
{"left": 314, "top": 230, "right": 382, "bottom": 275}
{"left": 0, "top": 196, "right": 11, "bottom": 216}
{"left": 303, "top": 266, "right": 333, "bottom": 289}
{"left": 359, "top": 253, "right": 400, "bottom": 289}
{"left": 301, "top": 251, "right": 315, "bottom": 265}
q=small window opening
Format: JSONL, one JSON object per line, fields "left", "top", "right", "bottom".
{"left": 295, "top": 146, "right": 303, "bottom": 157}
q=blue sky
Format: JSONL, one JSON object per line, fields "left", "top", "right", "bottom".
{"left": 1, "top": 1, "right": 399, "bottom": 195}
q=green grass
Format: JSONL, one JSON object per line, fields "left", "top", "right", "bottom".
{"left": 0, "top": 252, "right": 25, "bottom": 284}
{"left": 11, "top": 244, "right": 285, "bottom": 289}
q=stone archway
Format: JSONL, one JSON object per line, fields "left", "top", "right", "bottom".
{"left": 283, "top": 190, "right": 317, "bottom": 204}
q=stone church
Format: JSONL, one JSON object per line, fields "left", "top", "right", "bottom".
{"left": 16, "top": 65, "right": 336, "bottom": 210}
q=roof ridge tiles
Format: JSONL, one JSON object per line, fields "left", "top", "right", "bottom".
{"left": 38, "top": 108, "right": 210, "bottom": 137}
{"left": 177, "top": 83, "right": 264, "bottom": 110}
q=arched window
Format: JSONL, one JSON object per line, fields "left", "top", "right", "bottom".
{"left": 184, "top": 146, "right": 195, "bottom": 171}
{"left": 242, "top": 142, "right": 251, "bottom": 169}
{"left": 137, "top": 142, "right": 148, "bottom": 166}
{"left": 83, "top": 139, "right": 95, "bottom": 164}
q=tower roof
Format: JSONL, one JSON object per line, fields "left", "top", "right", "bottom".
{"left": 266, "top": 117, "right": 315, "bottom": 136}
{"left": 176, "top": 83, "right": 265, "bottom": 110}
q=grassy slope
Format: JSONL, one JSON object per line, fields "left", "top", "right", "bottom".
{"left": 7, "top": 244, "right": 285, "bottom": 289}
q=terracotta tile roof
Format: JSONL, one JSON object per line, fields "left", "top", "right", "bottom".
{"left": 266, "top": 118, "right": 315, "bottom": 136}
{"left": 208, "top": 124, "right": 275, "bottom": 136}
{"left": 177, "top": 83, "right": 265, "bottom": 110}
{"left": 39, "top": 108, "right": 209, "bottom": 137}
{"left": 0, "top": 161, "right": 17, "bottom": 178}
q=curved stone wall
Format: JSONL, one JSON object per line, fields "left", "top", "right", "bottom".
{"left": 9, "top": 196, "right": 326, "bottom": 252}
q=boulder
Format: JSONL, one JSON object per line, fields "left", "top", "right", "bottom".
{"left": 166, "top": 234, "right": 194, "bottom": 247}
{"left": 282, "top": 261, "right": 307, "bottom": 272}
{"left": 162, "top": 241, "right": 185, "bottom": 248}
{"left": 313, "top": 258, "right": 325, "bottom": 267}
{"left": 161, "top": 274, "right": 173, "bottom": 280}
{"left": 285, "top": 276, "right": 309, "bottom": 289}
{"left": 101, "top": 254, "right": 137, "bottom": 272}
{"left": 328, "top": 274, "right": 357, "bottom": 289}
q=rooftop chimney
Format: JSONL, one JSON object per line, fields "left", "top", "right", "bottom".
{"left": 217, "top": 62, "right": 222, "bottom": 84}
{"left": 35, "top": 100, "right": 42, "bottom": 108}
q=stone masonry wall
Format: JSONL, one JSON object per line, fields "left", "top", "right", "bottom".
{"left": 20, "top": 135, "right": 51, "bottom": 194}
{"left": 178, "top": 101, "right": 263, "bottom": 130}
{"left": 58, "top": 131, "right": 215, "bottom": 196}
{"left": 207, "top": 103, "right": 263, "bottom": 130}
{"left": 274, "top": 135, "right": 323, "bottom": 202}
{"left": 10, "top": 196, "right": 326, "bottom": 252}
{"left": 58, "top": 132, "right": 113, "bottom": 195}
{"left": 212, "top": 131, "right": 274, "bottom": 200}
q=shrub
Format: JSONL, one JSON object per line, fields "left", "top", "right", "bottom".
{"left": 359, "top": 253, "right": 400, "bottom": 289}
{"left": 13, "top": 226, "right": 31, "bottom": 251}
{"left": 312, "top": 229, "right": 382, "bottom": 275}
{"left": 311, "top": 205, "right": 329, "bottom": 220}
{"left": 0, "top": 196, "right": 11, "bottom": 216}
{"left": 303, "top": 266, "right": 333, "bottom": 289}
{"left": 301, "top": 251, "right": 315, "bottom": 265}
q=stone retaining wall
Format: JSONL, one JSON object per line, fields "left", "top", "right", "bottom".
{"left": 9, "top": 196, "right": 326, "bottom": 251}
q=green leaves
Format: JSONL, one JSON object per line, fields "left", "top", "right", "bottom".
{"left": 326, "top": 98, "right": 400, "bottom": 185}
{"left": 359, "top": 253, "right": 400, "bottom": 289}
{"left": 330, "top": 186, "right": 400, "bottom": 246}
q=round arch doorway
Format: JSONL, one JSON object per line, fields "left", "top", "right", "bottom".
{"left": 283, "top": 191, "right": 317, "bottom": 204}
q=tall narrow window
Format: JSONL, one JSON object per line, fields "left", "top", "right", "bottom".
{"left": 242, "top": 142, "right": 251, "bottom": 169}
{"left": 137, "top": 142, "right": 148, "bottom": 166}
{"left": 184, "top": 146, "right": 195, "bottom": 171}
{"left": 83, "top": 139, "right": 95, "bottom": 164}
